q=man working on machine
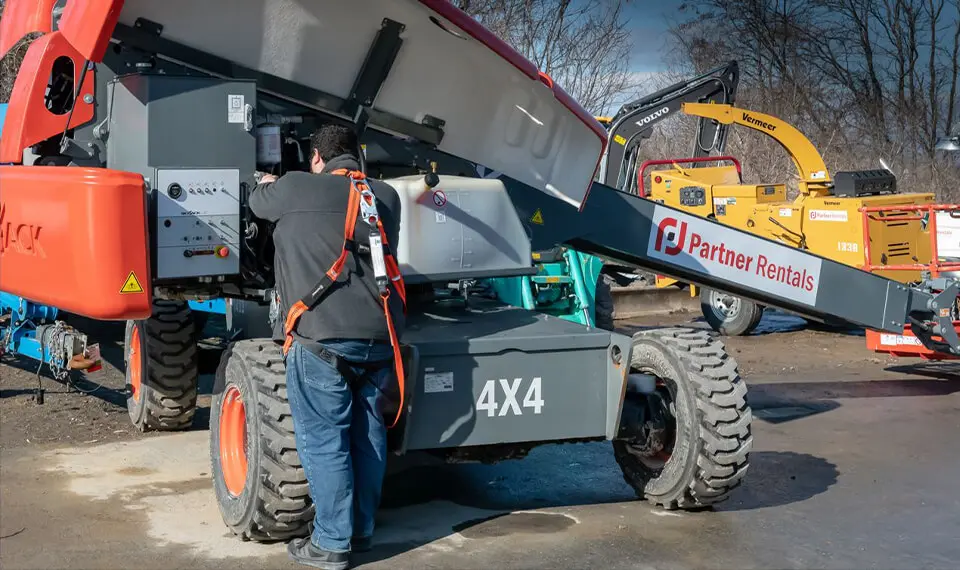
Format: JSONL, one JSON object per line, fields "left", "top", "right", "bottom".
{"left": 250, "top": 124, "right": 406, "bottom": 570}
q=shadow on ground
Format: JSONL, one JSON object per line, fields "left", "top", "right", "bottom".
{"left": 621, "top": 309, "right": 867, "bottom": 339}
{"left": 348, "top": 446, "right": 837, "bottom": 566}
{"left": 748, "top": 370, "right": 960, "bottom": 423}
{"left": 718, "top": 451, "right": 839, "bottom": 512}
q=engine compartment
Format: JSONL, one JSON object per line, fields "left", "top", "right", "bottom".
{"left": 98, "top": 68, "right": 536, "bottom": 303}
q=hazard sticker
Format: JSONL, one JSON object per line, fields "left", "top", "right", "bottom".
{"left": 120, "top": 271, "right": 144, "bottom": 294}
{"left": 432, "top": 190, "right": 447, "bottom": 207}
{"left": 530, "top": 209, "right": 544, "bottom": 225}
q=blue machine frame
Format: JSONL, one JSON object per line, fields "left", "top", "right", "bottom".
{"left": 188, "top": 299, "right": 227, "bottom": 315}
{"left": 0, "top": 291, "right": 93, "bottom": 376}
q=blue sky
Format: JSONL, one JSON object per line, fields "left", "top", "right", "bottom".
{"left": 622, "top": 0, "right": 686, "bottom": 72}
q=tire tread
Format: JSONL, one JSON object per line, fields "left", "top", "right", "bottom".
{"left": 615, "top": 327, "right": 753, "bottom": 510}
{"left": 130, "top": 301, "right": 199, "bottom": 431}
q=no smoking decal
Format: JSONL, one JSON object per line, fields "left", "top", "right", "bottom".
{"left": 432, "top": 190, "right": 447, "bottom": 207}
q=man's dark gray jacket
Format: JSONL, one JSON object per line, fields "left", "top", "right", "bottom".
{"left": 249, "top": 154, "right": 404, "bottom": 356}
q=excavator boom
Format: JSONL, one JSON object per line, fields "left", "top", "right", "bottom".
{"left": 599, "top": 61, "right": 740, "bottom": 192}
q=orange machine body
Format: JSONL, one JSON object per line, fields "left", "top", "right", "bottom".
{"left": 1, "top": 0, "right": 152, "bottom": 320}
{"left": 0, "top": 166, "right": 153, "bottom": 320}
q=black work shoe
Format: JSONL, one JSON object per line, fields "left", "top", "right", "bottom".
{"left": 351, "top": 535, "right": 372, "bottom": 553}
{"left": 286, "top": 537, "right": 350, "bottom": 570}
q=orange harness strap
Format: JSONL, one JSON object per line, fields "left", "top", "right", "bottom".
{"left": 281, "top": 168, "right": 407, "bottom": 428}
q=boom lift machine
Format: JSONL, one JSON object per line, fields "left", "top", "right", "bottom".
{"left": 2, "top": 0, "right": 960, "bottom": 543}
{"left": 620, "top": 102, "right": 936, "bottom": 335}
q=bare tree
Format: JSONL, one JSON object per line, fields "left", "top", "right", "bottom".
{"left": 657, "top": 0, "right": 960, "bottom": 200}
{"left": 452, "top": 0, "right": 637, "bottom": 115}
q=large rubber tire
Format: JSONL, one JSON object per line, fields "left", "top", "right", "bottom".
{"left": 594, "top": 272, "right": 616, "bottom": 331}
{"left": 210, "top": 339, "right": 312, "bottom": 542}
{"left": 124, "top": 300, "right": 199, "bottom": 431}
{"left": 699, "top": 288, "right": 764, "bottom": 336}
{"left": 613, "top": 327, "right": 753, "bottom": 509}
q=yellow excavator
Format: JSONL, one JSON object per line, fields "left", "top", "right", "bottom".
{"left": 639, "top": 103, "right": 935, "bottom": 335}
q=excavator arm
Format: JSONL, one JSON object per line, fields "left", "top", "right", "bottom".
{"left": 598, "top": 61, "right": 740, "bottom": 192}
{"left": 681, "top": 102, "right": 832, "bottom": 196}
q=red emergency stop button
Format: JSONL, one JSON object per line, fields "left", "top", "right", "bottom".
{"left": 216, "top": 246, "right": 230, "bottom": 258}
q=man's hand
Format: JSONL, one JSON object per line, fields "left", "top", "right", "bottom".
{"left": 258, "top": 173, "right": 278, "bottom": 184}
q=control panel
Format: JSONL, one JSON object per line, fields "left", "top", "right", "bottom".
{"left": 679, "top": 186, "right": 707, "bottom": 207}
{"left": 155, "top": 168, "right": 241, "bottom": 279}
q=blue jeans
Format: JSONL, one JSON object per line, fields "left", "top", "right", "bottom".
{"left": 285, "top": 339, "right": 395, "bottom": 553}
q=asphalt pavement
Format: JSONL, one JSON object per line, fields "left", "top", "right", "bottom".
{"left": 2, "top": 313, "right": 959, "bottom": 569}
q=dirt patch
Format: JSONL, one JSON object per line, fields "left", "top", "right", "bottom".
{"left": 0, "top": 315, "right": 222, "bottom": 451}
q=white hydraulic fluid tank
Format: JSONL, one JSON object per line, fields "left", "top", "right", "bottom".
{"left": 383, "top": 174, "right": 532, "bottom": 284}
{"left": 256, "top": 123, "right": 282, "bottom": 166}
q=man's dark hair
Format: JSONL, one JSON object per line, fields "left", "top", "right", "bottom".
{"left": 310, "top": 124, "right": 359, "bottom": 162}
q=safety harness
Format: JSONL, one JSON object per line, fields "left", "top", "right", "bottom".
{"left": 281, "top": 168, "right": 407, "bottom": 428}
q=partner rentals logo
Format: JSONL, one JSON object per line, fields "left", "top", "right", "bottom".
{"left": 654, "top": 216, "right": 687, "bottom": 255}
{"left": 648, "top": 206, "right": 823, "bottom": 305}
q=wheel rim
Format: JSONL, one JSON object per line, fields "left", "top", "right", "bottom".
{"left": 709, "top": 290, "right": 741, "bottom": 319}
{"left": 623, "top": 376, "right": 677, "bottom": 475}
{"left": 129, "top": 326, "right": 142, "bottom": 402}
{"left": 641, "top": 379, "right": 676, "bottom": 470}
{"left": 219, "top": 385, "right": 248, "bottom": 497}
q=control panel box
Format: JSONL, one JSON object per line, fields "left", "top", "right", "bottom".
{"left": 155, "top": 168, "right": 241, "bottom": 279}
{"left": 106, "top": 74, "right": 256, "bottom": 281}
{"left": 383, "top": 175, "right": 534, "bottom": 284}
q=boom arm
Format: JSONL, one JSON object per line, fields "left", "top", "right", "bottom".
{"left": 503, "top": 178, "right": 960, "bottom": 355}
{"left": 682, "top": 102, "right": 832, "bottom": 196}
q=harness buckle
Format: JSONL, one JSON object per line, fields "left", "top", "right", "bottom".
{"left": 357, "top": 187, "right": 380, "bottom": 228}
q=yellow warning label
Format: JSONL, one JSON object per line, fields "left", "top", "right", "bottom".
{"left": 613, "top": 134, "right": 627, "bottom": 145}
{"left": 119, "top": 271, "right": 144, "bottom": 294}
{"left": 530, "top": 209, "right": 544, "bottom": 225}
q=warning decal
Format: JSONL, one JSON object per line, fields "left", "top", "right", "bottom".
{"left": 227, "top": 94, "right": 245, "bottom": 124}
{"left": 530, "top": 209, "right": 544, "bottom": 225}
{"left": 120, "top": 271, "right": 144, "bottom": 294}
{"left": 432, "top": 190, "right": 447, "bottom": 207}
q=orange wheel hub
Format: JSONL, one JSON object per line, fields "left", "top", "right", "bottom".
{"left": 219, "top": 385, "right": 248, "bottom": 497}
{"left": 129, "top": 326, "right": 142, "bottom": 401}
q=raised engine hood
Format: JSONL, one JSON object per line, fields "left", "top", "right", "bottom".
{"left": 108, "top": 0, "right": 606, "bottom": 209}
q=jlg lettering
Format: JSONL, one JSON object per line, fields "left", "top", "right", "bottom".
{"left": 0, "top": 203, "right": 46, "bottom": 257}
